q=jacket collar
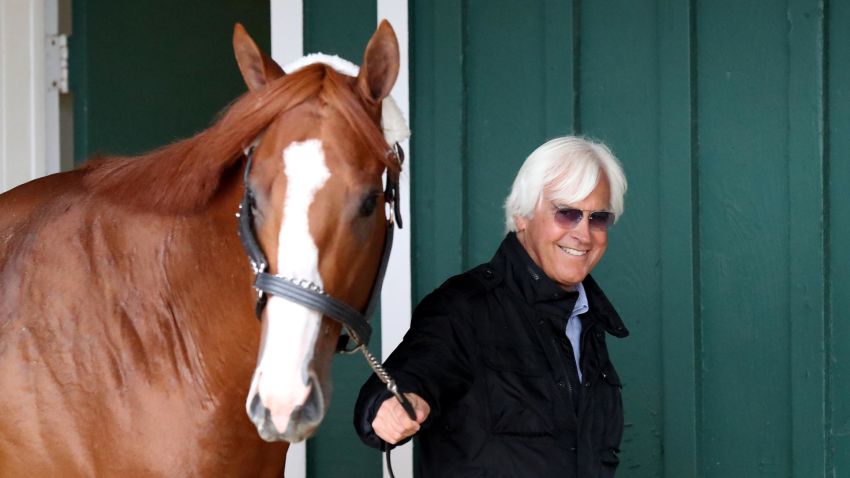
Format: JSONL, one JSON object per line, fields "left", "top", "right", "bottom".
{"left": 581, "top": 274, "right": 628, "bottom": 337}
{"left": 492, "top": 232, "right": 574, "bottom": 304}
{"left": 491, "top": 233, "right": 629, "bottom": 338}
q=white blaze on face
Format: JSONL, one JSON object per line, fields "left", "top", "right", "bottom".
{"left": 246, "top": 139, "right": 330, "bottom": 435}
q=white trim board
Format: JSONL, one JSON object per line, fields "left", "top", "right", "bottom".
{"left": 376, "top": 1, "right": 412, "bottom": 477}
{"left": 0, "top": 0, "right": 61, "bottom": 192}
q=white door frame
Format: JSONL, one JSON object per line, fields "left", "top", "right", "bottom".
{"left": 0, "top": 0, "right": 67, "bottom": 193}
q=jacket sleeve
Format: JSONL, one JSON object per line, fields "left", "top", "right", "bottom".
{"left": 353, "top": 287, "right": 478, "bottom": 450}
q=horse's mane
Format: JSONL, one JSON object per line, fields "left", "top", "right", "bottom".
{"left": 82, "top": 64, "right": 398, "bottom": 213}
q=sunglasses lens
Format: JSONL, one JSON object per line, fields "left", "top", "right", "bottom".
{"left": 554, "top": 208, "right": 583, "bottom": 228}
{"left": 588, "top": 211, "right": 615, "bottom": 231}
{"left": 552, "top": 203, "right": 615, "bottom": 231}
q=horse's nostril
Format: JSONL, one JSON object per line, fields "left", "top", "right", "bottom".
{"left": 298, "top": 376, "right": 325, "bottom": 424}
{"left": 249, "top": 392, "right": 283, "bottom": 442}
{"left": 249, "top": 392, "right": 264, "bottom": 420}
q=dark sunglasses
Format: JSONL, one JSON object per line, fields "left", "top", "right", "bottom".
{"left": 551, "top": 203, "right": 616, "bottom": 231}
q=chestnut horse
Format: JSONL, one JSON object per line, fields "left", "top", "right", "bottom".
{"left": 0, "top": 21, "right": 405, "bottom": 476}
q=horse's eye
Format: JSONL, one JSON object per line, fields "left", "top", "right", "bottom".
{"left": 359, "top": 193, "right": 379, "bottom": 217}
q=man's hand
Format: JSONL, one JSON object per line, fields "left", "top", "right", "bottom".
{"left": 371, "top": 392, "right": 430, "bottom": 445}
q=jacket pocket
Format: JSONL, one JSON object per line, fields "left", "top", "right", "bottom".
{"left": 599, "top": 447, "right": 620, "bottom": 465}
{"left": 597, "top": 448, "right": 620, "bottom": 478}
{"left": 592, "top": 361, "right": 624, "bottom": 458}
{"left": 600, "top": 361, "right": 622, "bottom": 388}
{"left": 482, "top": 343, "right": 554, "bottom": 435}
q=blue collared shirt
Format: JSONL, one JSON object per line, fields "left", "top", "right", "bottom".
{"left": 566, "top": 282, "right": 588, "bottom": 382}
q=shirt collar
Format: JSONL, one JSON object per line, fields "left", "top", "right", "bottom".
{"left": 571, "top": 282, "right": 589, "bottom": 318}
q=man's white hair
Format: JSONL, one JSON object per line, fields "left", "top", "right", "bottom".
{"left": 504, "top": 136, "right": 627, "bottom": 232}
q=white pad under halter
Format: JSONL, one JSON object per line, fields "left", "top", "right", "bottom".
{"left": 284, "top": 53, "right": 411, "bottom": 146}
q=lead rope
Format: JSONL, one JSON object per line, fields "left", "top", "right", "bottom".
{"left": 359, "top": 346, "right": 416, "bottom": 478}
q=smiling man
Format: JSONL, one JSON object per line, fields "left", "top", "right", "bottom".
{"left": 354, "top": 136, "right": 629, "bottom": 477}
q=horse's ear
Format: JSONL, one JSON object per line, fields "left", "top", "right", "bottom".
{"left": 233, "top": 23, "right": 285, "bottom": 92}
{"left": 357, "top": 20, "right": 400, "bottom": 103}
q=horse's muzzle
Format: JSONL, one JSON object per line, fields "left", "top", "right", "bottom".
{"left": 247, "top": 374, "right": 326, "bottom": 442}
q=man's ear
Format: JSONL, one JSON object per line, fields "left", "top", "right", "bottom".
{"left": 514, "top": 215, "right": 528, "bottom": 232}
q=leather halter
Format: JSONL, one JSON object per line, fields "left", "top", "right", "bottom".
{"left": 236, "top": 141, "right": 403, "bottom": 352}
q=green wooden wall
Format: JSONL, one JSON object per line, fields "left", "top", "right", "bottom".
{"left": 412, "top": 0, "right": 846, "bottom": 477}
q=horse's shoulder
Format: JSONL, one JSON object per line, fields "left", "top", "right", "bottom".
{"left": 1, "top": 170, "right": 85, "bottom": 242}
{"left": 0, "top": 170, "right": 86, "bottom": 219}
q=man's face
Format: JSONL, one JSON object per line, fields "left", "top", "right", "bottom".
{"left": 515, "top": 175, "right": 611, "bottom": 291}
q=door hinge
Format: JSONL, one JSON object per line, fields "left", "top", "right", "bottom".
{"left": 46, "top": 34, "right": 69, "bottom": 93}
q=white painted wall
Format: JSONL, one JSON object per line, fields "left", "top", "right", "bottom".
{"left": 0, "top": 0, "right": 66, "bottom": 193}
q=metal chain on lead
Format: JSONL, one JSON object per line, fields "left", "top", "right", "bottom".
{"left": 359, "top": 346, "right": 405, "bottom": 403}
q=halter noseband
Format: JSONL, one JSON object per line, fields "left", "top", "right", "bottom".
{"left": 236, "top": 141, "right": 403, "bottom": 353}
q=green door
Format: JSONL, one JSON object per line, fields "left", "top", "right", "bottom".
{"left": 70, "top": 0, "right": 271, "bottom": 163}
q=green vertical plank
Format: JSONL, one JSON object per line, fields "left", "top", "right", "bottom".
{"left": 411, "top": 0, "right": 465, "bottom": 303}
{"left": 787, "top": 1, "right": 828, "bottom": 476}
{"left": 69, "top": 0, "right": 270, "bottom": 164}
{"left": 465, "top": 0, "right": 573, "bottom": 267}
{"left": 543, "top": 0, "right": 576, "bottom": 138}
{"left": 301, "top": 2, "right": 382, "bottom": 477}
{"left": 657, "top": 0, "right": 699, "bottom": 477}
{"left": 580, "top": 1, "right": 663, "bottom": 476}
{"left": 697, "top": 1, "right": 791, "bottom": 476}
{"left": 69, "top": 0, "right": 90, "bottom": 164}
{"left": 828, "top": 0, "right": 849, "bottom": 475}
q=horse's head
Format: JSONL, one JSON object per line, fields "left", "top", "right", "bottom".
{"left": 231, "top": 22, "right": 404, "bottom": 442}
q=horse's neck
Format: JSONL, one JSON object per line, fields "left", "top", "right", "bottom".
{"left": 147, "top": 165, "right": 259, "bottom": 383}
{"left": 62, "top": 164, "right": 258, "bottom": 393}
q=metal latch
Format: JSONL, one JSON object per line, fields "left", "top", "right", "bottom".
{"left": 46, "top": 34, "right": 69, "bottom": 93}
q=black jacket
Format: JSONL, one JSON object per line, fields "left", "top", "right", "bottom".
{"left": 354, "top": 233, "right": 629, "bottom": 477}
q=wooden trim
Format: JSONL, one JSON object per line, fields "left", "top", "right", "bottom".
{"left": 658, "top": 0, "right": 700, "bottom": 476}
{"left": 787, "top": 0, "right": 828, "bottom": 475}
{"left": 377, "top": 1, "right": 412, "bottom": 477}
